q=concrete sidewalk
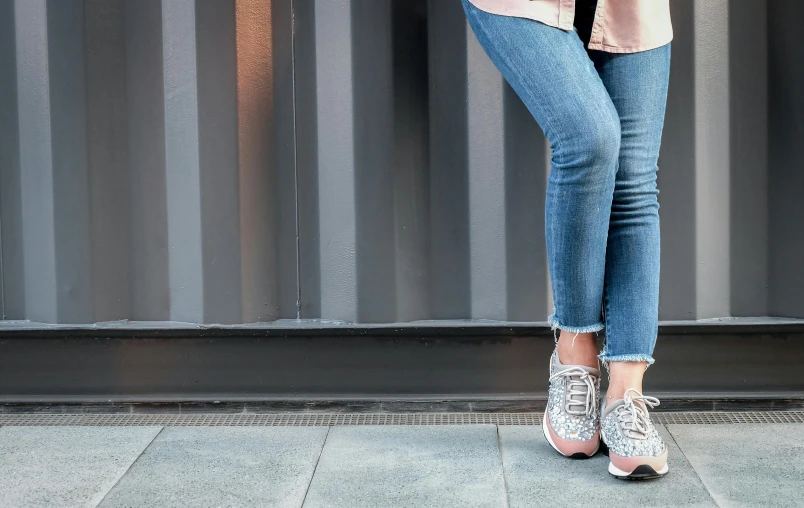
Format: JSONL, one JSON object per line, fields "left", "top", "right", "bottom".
{"left": 0, "top": 421, "right": 802, "bottom": 507}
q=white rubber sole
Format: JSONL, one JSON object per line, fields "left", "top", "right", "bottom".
{"left": 608, "top": 461, "right": 669, "bottom": 479}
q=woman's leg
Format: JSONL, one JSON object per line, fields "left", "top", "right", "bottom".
{"left": 461, "top": 0, "right": 620, "bottom": 357}
{"left": 589, "top": 45, "right": 672, "bottom": 398}
{"left": 591, "top": 45, "right": 672, "bottom": 480}
{"left": 462, "top": 0, "right": 620, "bottom": 459}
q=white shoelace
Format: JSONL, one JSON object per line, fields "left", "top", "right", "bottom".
{"left": 549, "top": 367, "right": 597, "bottom": 417}
{"left": 615, "top": 388, "right": 660, "bottom": 440}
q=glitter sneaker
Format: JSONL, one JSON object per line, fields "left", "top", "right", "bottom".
{"left": 601, "top": 388, "right": 669, "bottom": 479}
{"left": 541, "top": 349, "right": 601, "bottom": 458}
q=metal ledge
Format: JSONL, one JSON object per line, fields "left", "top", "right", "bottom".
{"left": 1, "top": 320, "right": 803, "bottom": 405}
{"left": 1, "top": 317, "right": 804, "bottom": 337}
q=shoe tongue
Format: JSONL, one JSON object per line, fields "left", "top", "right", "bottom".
{"left": 552, "top": 352, "right": 599, "bottom": 411}
{"left": 553, "top": 351, "right": 601, "bottom": 378}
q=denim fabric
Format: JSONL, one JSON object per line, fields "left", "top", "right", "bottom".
{"left": 462, "top": 0, "right": 671, "bottom": 364}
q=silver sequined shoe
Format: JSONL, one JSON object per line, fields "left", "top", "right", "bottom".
{"left": 541, "top": 349, "right": 601, "bottom": 458}
{"left": 600, "top": 388, "right": 669, "bottom": 479}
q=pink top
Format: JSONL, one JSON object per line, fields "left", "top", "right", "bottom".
{"left": 466, "top": 0, "right": 673, "bottom": 53}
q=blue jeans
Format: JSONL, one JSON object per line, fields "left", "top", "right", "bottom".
{"left": 462, "top": 0, "right": 671, "bottom": 365}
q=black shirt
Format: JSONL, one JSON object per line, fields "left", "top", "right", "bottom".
{"left": 574, "top": 0, "right": 598, "bottom": 48}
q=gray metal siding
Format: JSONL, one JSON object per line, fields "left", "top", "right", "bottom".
{"left": 0, "top": 0, "right": 801, "bottom": 325}
{"left": 768, "top": 0, "right": 804, "bottom": 318}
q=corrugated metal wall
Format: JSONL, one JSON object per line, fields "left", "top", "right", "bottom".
{"left": 0, "top": 0, "right": 801, "bottom": 325}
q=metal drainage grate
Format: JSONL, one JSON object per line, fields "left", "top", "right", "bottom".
{"left": 0, "top": 411, "right": 802, "bottom": 427}
{"left": 654, "top": 411, "right": 804, "bottom": 425}
{"left": 0, "top": 413, "right": 543, "bottom": 427}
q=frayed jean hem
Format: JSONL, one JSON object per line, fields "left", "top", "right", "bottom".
{"left": 598, "top": 353, "right": 655, "bottom": 368}
{"left": 547, "top": 314, "right": 605, "bottom": 334}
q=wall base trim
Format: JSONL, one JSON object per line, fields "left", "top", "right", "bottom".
{"left": 1, "top": 321, "right": 802, "bottom": 404}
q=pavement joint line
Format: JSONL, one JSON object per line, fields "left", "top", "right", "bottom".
{"left": 93, "top": 426, "right": 165, "bottom": 508}
{"left": 664, "top": 424, "right": 722, "bottom": 508}
{"left": 495, "top": 425, "right": 512, "bottom": 508}
{"left": 300, "top": 426, "right": 330, "bottom": 508}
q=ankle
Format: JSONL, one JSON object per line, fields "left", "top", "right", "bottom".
{"left": 606, "top": 361, "right": 648, "bottom": 401}
{"left": 556, "top": 331, "right": 599, "bottom": 368}
{"left": 605, "top": 385, "right": 643, "bottom": 401}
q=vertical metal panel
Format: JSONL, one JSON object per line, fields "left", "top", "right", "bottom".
{"left": 693, "top": 0, "right": 730, "bottom": 319}
{"left": 196, "top": 0, "right": 242, "bottom": 323}
{"left": 293, "top": 0, "right": 321, "bottom": 319}
{"left": 466, "top": 28, "right": 507, "bottom": 319}
{"left": 768, "top": 0, "right": 804, "bottom": 318}
{"left": 0, "top": 0, "right": 802, "bottom": 325}
{"left": 313, "top": 0, "right": 357, "bottom": 321}
{"left": 236, "top": 0, "right": 278, "bottom": 322}
{"left": 272, "top": 0, "right": 301, "bottom": 320}
{"left": 728, "top": 0, "right": 768, "bottom": 317}
{"left": 0, "top": 215, "right": 3, "bottom": 317}
{"left": 657, "top": 0, "right": 696, "bottom": 320}
{"left": 0, "top": 214, "right": 3, "bottom": 318}
{"left": 503, "top": 91, "right": 549, "bottom": 322}
{"left": 49, "top": 0, "right": 94, "bottom": 323}
{"left": 86, "top": 0, "right": 132, "bottom": 322}
{"left": 0, "top": 0, "right": 22, "bottom": 319}
{"left": 162, "top": 0, "right": 205, "bottom": 322}
{"left": 125, "top": 0, "right": 170, "bottom": 321}
{"left": 15, "top": 0, "right": 59, "bottom": 322}
{"left": 391, "top": 0, "right": 431, "bottom": 322}
{"left": 353, "top": 0, "right": 396, "bottom": 323}
{"left": 427, "top": 0, "right": 470, "bottom": 319}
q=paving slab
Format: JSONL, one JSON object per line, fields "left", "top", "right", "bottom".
{"left": 99, "top": 426, "right": 328, "bottom": 507}
{"left": 0, "top": 426, "right": 161, "bottom": 508}
{"left": 498, "top": 424, "right": 717, "bottom": 508}
{"left": 302, "top": 425, "right": 507, "bottom": 508}
{"left": 668, "top": 424, "right": 804, "bottom": 508}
